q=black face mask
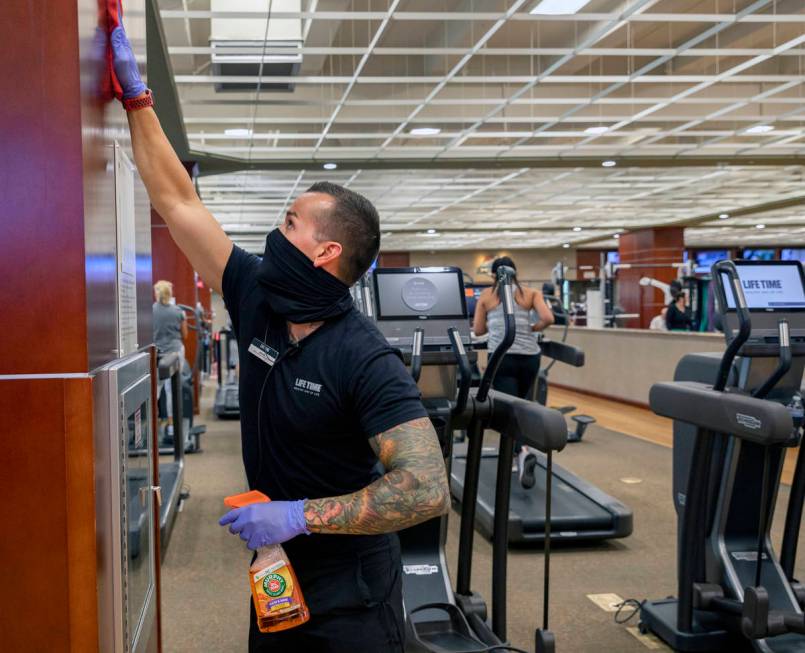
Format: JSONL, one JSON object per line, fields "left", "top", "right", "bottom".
{"left": 256, "top": 229, "right": 353, "bottom": 323}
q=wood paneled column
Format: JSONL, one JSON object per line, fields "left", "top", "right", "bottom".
{"left": 151, "top": 161, "right": 203, "bottom": 412}
{"left": 618, "top": 227, "right": 685, "bottom": 329}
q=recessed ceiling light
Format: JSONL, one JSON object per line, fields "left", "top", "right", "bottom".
{"left": 426, "top": 228, "right": 437, "bottom": 234}
{"left": 562, "top": 243, "right": 570, "bottom": 249}
{"left": 584, "top": 126, "right": 609, "bottom": 135}
{"left": 572, "top": 226, "right": 583, "bottom": 232}
{"left": 323, "top": 162, "right": 338, "bottom": 170}
{"left": 718, "top": 213, "right": 730, "bottom": 219}
{"left": 602, "top": 160, "right": 617, "bottom": 167}
{"left": 745, "top": 125, "right": 774, "bottom": 135}
{"left": 755, "top": 224, "right": 766, "bottom": 229}
{"left": 613, "top": 233, "right": 621, "bottom": 239}
{"left": 530, "top": 0, "right": 591, "bottom": 15}
{"left": 224, "top": 128, "right": 253, "bottom": 137}
{"left": 410, "top": 127, "right": 442, "bottom": 136}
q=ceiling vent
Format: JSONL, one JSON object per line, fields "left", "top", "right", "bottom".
{"left": 210, "top": 0, "right": 303, "bottom": 93}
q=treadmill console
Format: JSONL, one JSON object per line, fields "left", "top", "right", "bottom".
{"left": 372, "top": 267, "right": 471, "bottom": 348}
{"left": 714, "top": 260, "right": 805, "bottom": 356}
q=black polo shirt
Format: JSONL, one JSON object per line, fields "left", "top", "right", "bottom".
{"left": 222, "top": 246, "right": 428, "bottom": 561}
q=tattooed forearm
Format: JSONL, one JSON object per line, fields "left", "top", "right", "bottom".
{"left": 304, "top": 417, "right": 450, "bottom": 535}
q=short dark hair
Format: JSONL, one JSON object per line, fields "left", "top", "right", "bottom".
{"left": 305, "top": 181, "right": 380, "bottom": 284}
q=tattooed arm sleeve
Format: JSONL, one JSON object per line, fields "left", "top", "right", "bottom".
{"left": 303, "top": 417, "right": 451, "bottom": 534}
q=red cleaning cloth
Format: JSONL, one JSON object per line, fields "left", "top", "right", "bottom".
{"left": 105, "top": 0, "right": 124, "bottom": 100}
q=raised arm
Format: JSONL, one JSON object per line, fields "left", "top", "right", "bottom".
{"left": 111, "top": 22, "right": 232, "bottom": 294}
{"left": 304, "top": 417, "right": 450, "bottom": 534}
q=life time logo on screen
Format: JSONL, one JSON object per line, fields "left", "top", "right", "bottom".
{"left": 742, "top": 279, "right": 783, "bottom": 290}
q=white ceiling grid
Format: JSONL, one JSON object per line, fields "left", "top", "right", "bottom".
{"left": 157, "top": 0, "right": 805, "bottom": 251}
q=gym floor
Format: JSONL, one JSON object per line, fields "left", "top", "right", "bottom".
{"left": 161, "top": 383, "right": 805, "bottom": 653}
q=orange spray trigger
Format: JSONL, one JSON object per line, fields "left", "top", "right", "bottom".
{"left": 224, "top": 490, "right": 271, "bottom": 509}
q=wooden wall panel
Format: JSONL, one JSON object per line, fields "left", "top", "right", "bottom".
{"left": 618, "top": 227, "right": 684, "bottom": 328}
{"left": 575, "top": 250, "right": 604, "bottom": 281}
{"left": 0, "top": 377, "right": 97, "bottom": 652}
{"left": 378, "top": 252, "right": 410, "bottom": 268}
{"left": 0, "top": 0, "right": 88, "bottom": 374}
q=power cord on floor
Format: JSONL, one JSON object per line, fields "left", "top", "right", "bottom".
{"left": 614, "top": 598, "right": 646, "bottom": 624}
{"left": 489, "top": 646, "right": 530, "bottom": 653}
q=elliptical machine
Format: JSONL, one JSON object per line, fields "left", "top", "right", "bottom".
{"left": 639, "top": 259, "right": 805, "bottom": 652}
{"left": 366, "top": 265, "right": 568, "bottom": 653}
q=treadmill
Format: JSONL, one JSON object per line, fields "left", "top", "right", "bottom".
{"left": 451, "top": 297, "right": 633, "bottom": 545}
{"left": 368, "top": 265, "right": 568, "bottom": 652}
{"left": 213, "top": 326, "right": 239, "bottom": 418}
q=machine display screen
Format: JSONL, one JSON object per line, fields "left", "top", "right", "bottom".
{"left": 693, "top": 250, "right": 729, "bottom": 274}
{"left": 741, "top": 249, "right": 776, "bottom": 261}
{"left": 781, "top": 249, "right": 805, "bottom": 262}
{"left": 606, "top": 251, "right": 620, "bottom": 264}
{"left": 374, "top": 269, "right": 467, "bottom": 320}
{"left": 722, "top": 262, "right": 805, "bottom": 311}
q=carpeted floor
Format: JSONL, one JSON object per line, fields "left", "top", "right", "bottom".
{"left": 161, "top": 385, "right": 805, "bottom": 652}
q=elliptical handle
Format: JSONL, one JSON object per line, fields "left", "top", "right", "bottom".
{"left": 477, "top": 266, "right": 517, "bottom": 403}
{"left": 410, "top": 327, "right": 424, "bottom": 383}
{"left": 753, "top": 320, "right": 793, "bottom": 400}
{"left": 712, "top": 260, "right": 752, "bottom": 392}
{"left": 447, "top": 327, "right": 471, "bottom": 416}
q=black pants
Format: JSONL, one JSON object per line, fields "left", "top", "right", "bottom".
{"left": 249, "top": 541, "right": 404, "bottom": 652}
{"left": 492, "top": 353, "right": 540, "bottom": 453}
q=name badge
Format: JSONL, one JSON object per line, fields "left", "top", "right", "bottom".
{"left": 248, "top": 338, "right": 279, "bottom": 367}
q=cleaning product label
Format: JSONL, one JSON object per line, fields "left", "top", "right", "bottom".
{"left": 253, "top": 561, "right": 297, "bottom": 615}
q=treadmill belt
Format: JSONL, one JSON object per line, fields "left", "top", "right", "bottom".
{"left": 498, "top": 462, "right": 613, "bottom": 531}
{"left": 450, "top": 449, "right": 632, "bottom": 543}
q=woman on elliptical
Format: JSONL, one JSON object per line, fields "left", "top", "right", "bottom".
{"left": 473, "top": 256, "right": 555, "bottom": 488}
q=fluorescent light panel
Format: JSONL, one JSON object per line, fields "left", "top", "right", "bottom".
{"left": 410, "top": 127, "right": 442, "bottom": 136}
{"left": 530, "top": 0, "right": 591, "bottom": 15}
{"left": 744, "top": 125, "right": 774, "bottom": 134}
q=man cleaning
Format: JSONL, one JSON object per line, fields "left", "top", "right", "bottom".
{"left": 109, "top": 6, "right": 450, "bottom": 651}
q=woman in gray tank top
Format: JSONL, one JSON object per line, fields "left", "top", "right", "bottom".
{"left": 472, "top": 257, "right": 555, "bottom": 489}
{"left": 153, "top": 280, "right": 188, "bottom": 432}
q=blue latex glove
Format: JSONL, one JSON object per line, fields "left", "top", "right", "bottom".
{"left": 110, "top": 25, "right": 147, "bottom": 99}
{"left": 219, "top": 500, "right": 309, "bottom": 550}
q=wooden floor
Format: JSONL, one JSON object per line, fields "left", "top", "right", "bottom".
{"left": 548, "top": 385, "right": 799, "bottom": 485}
{"left": 548, "top": 386, "right": 673, "bottom": 446}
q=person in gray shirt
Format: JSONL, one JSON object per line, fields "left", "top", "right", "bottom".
{"left": 153, "top": 280, "right": 187, "bottom": 432}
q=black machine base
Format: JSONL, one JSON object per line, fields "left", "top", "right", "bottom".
{"left": 639, "top": 598, "right": 736, "bottom": 652}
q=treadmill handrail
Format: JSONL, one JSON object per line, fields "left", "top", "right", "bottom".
{"left": 539, "top": 339, "right": 585, "bottom": 368}
{"left": 448, "top": 327, "right": 471, "bottom": 416}
{"left": 411, "top": 328, "right": 424, "bottom": 383}
{"left": 649, "top": 381, "right": 794, "bottom": 446}
{"left": 488, "top": 390, "right": 568, "bottom": 453}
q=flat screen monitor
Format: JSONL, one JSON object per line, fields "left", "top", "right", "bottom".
{"left": 721, "top": 261, "right": 805, "bottom": 311}
{"left": 693, "top": 250, "right": 729, "bottom": 274}
{"left": 741, "top": 249, "right": 776, "bottom": 261}
{"left": 373, "top": 268, "right": 467, "bottom": 320}
{"left": 606, "top": 251, "right": 620, "bottom": 265}
{"left": 781, "top": 248, "right": 805, "bottom": 262}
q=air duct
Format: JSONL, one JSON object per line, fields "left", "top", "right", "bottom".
{"left": 210, "top": 0, "right": 303, "bottom": 92}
